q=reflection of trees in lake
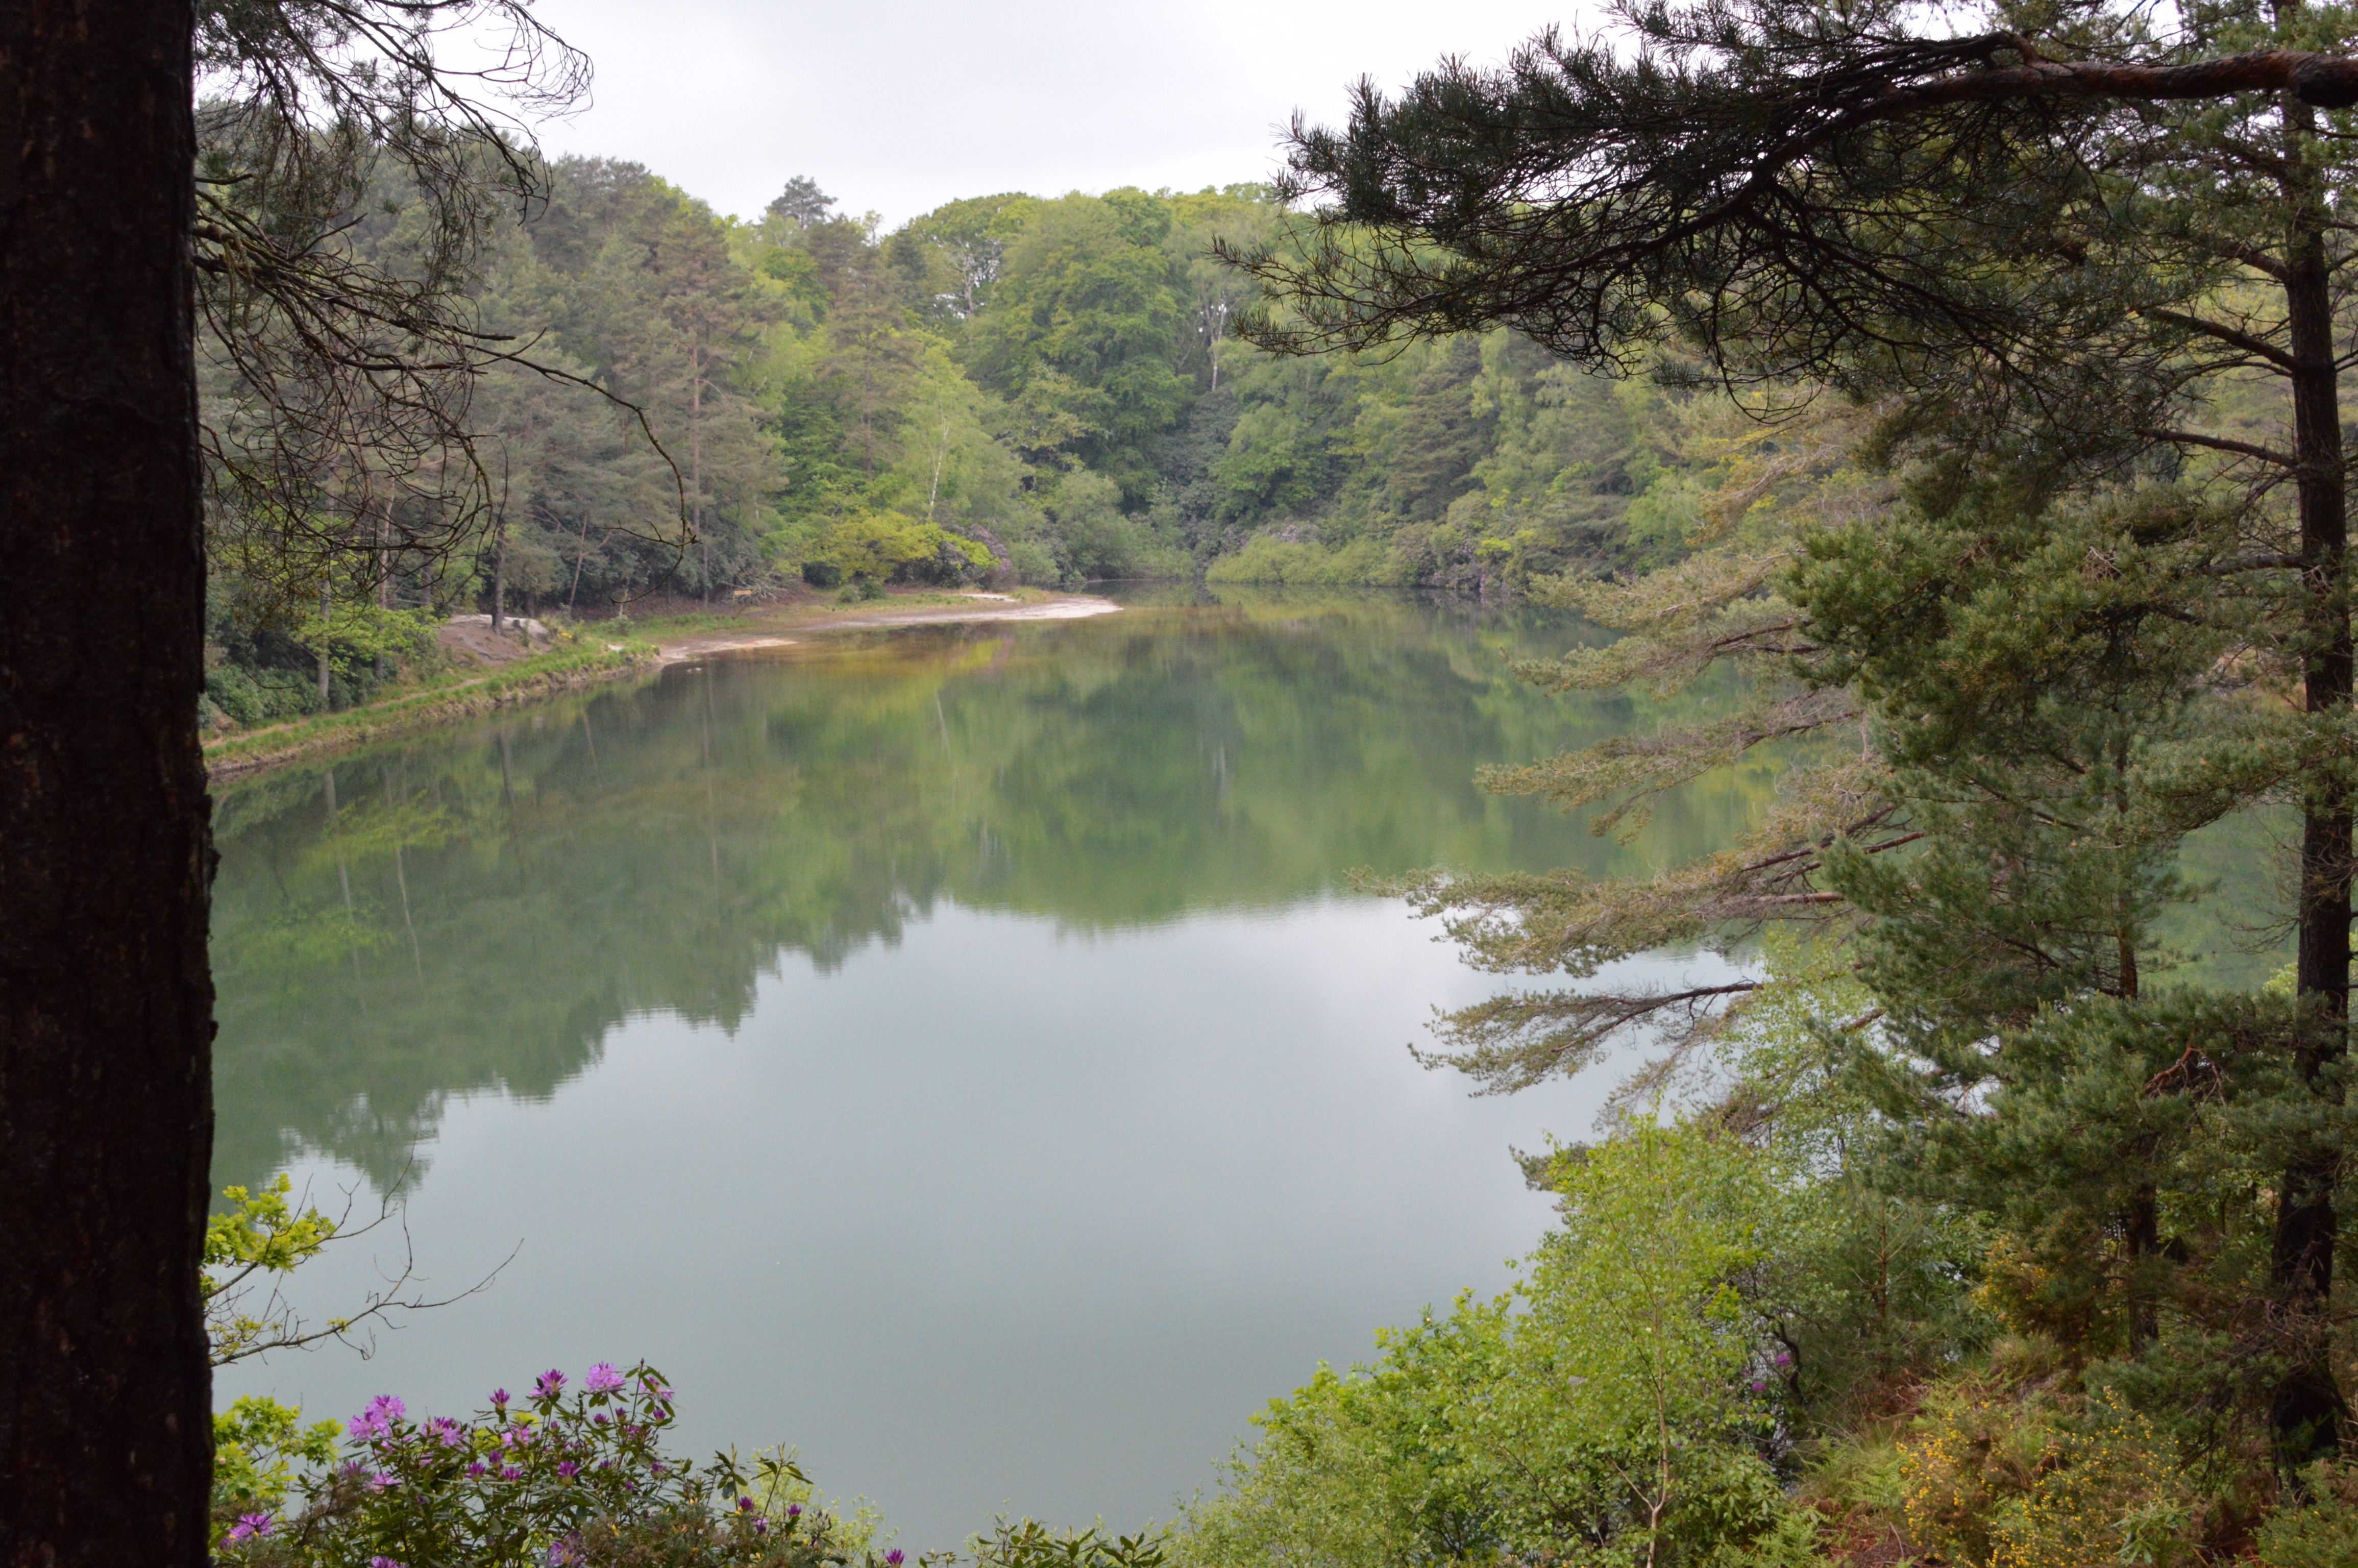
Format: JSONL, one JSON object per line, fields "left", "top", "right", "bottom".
{"left": 211, "top": 595, "right": 1789, "bottom": 1195}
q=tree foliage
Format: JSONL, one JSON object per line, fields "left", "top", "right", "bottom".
{"left": 1243, "top": 0, "right": 2358, "bottom": 1468}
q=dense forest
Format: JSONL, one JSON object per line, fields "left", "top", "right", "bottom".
{"left": 199, "top": 161, "right": 1697, "bottom": 726}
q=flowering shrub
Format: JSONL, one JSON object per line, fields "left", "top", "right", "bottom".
{"left": 1901, "top": 1384, "right": 2197, "bottom": 1568}
{"left": 215, "top": 1395, "right": 341, "bottom": 1537}
{"left": 215, "top": 1363, "right": 897, "bottom": 1568}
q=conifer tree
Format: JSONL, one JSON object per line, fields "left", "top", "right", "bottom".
{"left": 1248, "top": 0, "right": 2358, "bottom": 1460}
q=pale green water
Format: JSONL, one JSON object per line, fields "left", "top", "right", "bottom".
{"left": 206, "top": 588, "right": 1782, "bottom": 1543}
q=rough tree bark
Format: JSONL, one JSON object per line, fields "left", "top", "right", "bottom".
{"left": 2274, "top": 86, "right": 2351, "bottom": 1463}
{"left": 0, "top": 3, "right": 215, "bottom": 1565}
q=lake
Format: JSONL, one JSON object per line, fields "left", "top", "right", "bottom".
{"left": 208, "top": 587, "right": 1777, "bottom": 1546}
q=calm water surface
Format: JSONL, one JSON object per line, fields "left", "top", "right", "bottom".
{"left": 210, "top": 589, "right": 1768, "bottom": 1544}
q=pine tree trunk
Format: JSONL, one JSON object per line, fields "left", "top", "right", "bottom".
{"left": 2276, "top": 165, "right": 2351, "bottom": 1466}
{"left": 493, "top": 512, "right": 508, "bottom": 634}
{"left": 0, "top": 4, "right": 215, "bottom": 1564}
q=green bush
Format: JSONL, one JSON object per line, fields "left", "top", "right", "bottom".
{"left": 1203, "top": 535, "right": 1414, "bottom": 587}
{"left": 1176, "top": 1121, "right": 1824, "bottom": 1568}
{"left": 2257, "top": 1464, "right": 2358, "bottom": 1568}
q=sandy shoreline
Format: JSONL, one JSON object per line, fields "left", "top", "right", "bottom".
{"left": 651, "top": 593, "right": 1120, "bottom": 664}
{"left": 205, "top": 594, "right": 1126, "bottom": 779}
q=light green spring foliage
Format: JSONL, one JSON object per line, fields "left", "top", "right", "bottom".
{"left": 206, "top": 1178, "right": 347, "bottom": 1527}
{"left": 1176, "top": 1121, "right": 1823, "bottom": 1568}
{"left": 205, "top": 1173, "right": 341, "bottom": 1364}
{"left": 213, "top": 1395, "right": 341, "bottom": 1527}
{"left": 1171, "top": 939, "right": 2005, "bottom": 1568}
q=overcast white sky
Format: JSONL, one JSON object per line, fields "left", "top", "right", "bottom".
{"left": 521, "top": 0, "right": 1588, "bottom": 227}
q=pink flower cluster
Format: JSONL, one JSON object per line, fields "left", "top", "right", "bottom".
{"left": 347, "top": 1393, "right": 405, "bottom": 1441}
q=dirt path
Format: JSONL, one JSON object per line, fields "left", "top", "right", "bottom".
{"left": 650, "top": 593, "right": 1119, "bottom": 664}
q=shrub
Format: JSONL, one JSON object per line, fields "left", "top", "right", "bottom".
{"left": 1177, "top": 1121, "right": 1823, "bottom": 1568}
{"left": 2256, "top": 1463, "right": 2358, "bottom": 1568}
{"left": 971, "top": 1521, "right": 1167, "bottom": 1568}
{"left": 1203, "top": 535, "right": 1413, "bottom": 587}
{"left": 1901, "top": 1385, "right": 2199, "bottom": 1568}
{"left": 214, "top": 1364, "right": 893, "bottom": 1568}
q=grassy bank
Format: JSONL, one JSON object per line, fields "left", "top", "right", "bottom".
{"left": 203, "top": 588, "right": 1110, "bottom": 780}
{"left": 204, "top": 638, "right": 659, "bottom": 780}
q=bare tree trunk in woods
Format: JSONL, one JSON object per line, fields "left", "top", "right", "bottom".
{"left": 690, "top": 333, "right": 708, "bottom": 604}
{"left": 0, "top": 5, "right": 215, "bottom": 1565}
{"left": 928, "top": 421, "right": 949, "bottom": 522}
{"left": 317, "top": 575, "right": 333, "bottom": 707}
{"left": 492, "top": 511, "right": 507, "bottom": 635}
{"left": 568, "top": 513, "right": 592, "bottom": 612}
{"left": 375, "top": 505, "right": 390, "bottom": 681}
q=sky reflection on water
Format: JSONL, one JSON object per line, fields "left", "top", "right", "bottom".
{"left": 210, "top": 594, "right": 1759, "bottom": 1544}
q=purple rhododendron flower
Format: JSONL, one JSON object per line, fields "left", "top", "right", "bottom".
{"left": 370, "top": 1557, "right": 405, "bottom": 1568}
{"left": 786, "top": 1505, "right": 802, "bottom": 1519}
{"left": 501, "top": 1465, "right": 523, "bottom": 1481}
{"left": 367, "top": 1471, "right": 394, "bottom": 1490}
{"left": 558, "top": 1460, "right": 579, "bottom": 1479}
{"left": 347, "top": 1394, "right": 406, "bottom": 1442}
{"left": 1750, "top": 1379, "right": 1767, "bottom": 1393}
{"left": 1774, "top": 1351, "right": 1792, "bottom": 1367}
{"left": 887, "top": 1550, "right": 905, "bottom": 1564}
{"left": 492, "top": 1388, "right": 510, "bottom": 1407}
{"left": 755, "top": 1520, "right": 769, "bottom": 1536}
{"left": 536, "top": 1369, "right": 566, "bottom": 1398}
{"left": 738, "top": 1497, "right": 755, "bottom": 1512}
{"left": 225, "top": 1513, "right": 274, "bottom": 1544}
{"left": 467, "top": 1462, "right": 488, "bottom": 1478}
{"left": 584, "top": 1362, "right": 626, "bottom": 1394}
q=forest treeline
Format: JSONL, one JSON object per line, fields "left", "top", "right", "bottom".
{"left": 435, "top": 162, "right": 1692, "bottom": 599}
{"left": 201, "top": 160, "right": 1698, "bottom": 726}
